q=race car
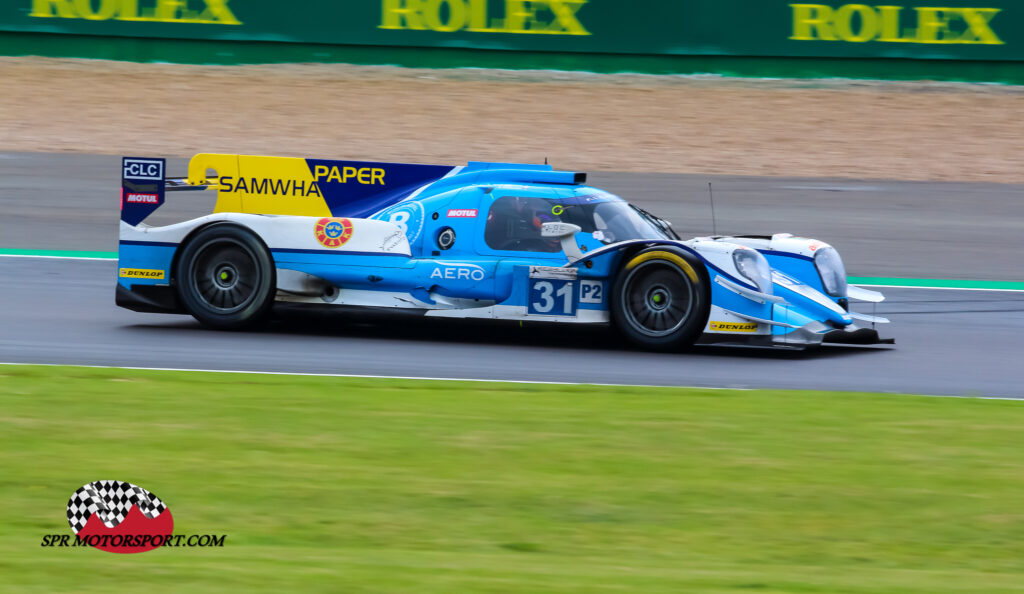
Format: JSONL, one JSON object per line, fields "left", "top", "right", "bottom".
{"left": 116, "top": 154, "right": 892, "bottom": 350}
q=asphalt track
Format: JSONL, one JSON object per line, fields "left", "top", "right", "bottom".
{"left": 1, "top": 152, "right": 1023, "bottom": 397}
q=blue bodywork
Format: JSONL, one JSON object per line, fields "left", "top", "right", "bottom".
{"left": 117, "top": 158, "right": 889, "bottom": 348}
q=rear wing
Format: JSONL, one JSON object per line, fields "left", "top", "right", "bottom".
{"left": 122, "top": 153, "right": 459, "bottom": 226}
{"left": 122, "top": 153, "right": 584, "bottom": 226}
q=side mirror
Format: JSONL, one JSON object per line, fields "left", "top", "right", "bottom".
{"left": 540, "top": 222, "right": 581, "bottom": 238}
{"left": 540, "top": 222, "right": 584, "bottom": 262}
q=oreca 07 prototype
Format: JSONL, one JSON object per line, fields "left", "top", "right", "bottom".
{"left": 117, "top": 154, "right": 892, "bottom": 350}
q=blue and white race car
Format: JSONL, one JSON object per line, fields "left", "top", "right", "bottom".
{"left": 116, "top": 154, "right": 892, "bottom": 350}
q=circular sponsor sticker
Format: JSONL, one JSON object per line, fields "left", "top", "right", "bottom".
{"left": 315, "top": 218, "right": 354, "bottom": 249}
{"left": 375, "top": 202, "right": 425, "bottom": 244}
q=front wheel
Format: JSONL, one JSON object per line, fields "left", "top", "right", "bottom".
{"left": 610, "top": 247, "right": 710, "bottom": 350}
{"left": 174, "top": 224, "right": 275, "bottom": 330}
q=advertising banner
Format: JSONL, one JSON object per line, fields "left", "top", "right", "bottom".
{"left": 0, "top": 1, "right": 1019, "bottom": 61}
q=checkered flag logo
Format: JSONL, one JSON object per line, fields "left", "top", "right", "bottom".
{"left": 66, "top": 480, "right": 168, "bottom": 534}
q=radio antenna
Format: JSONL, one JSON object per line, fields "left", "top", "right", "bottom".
{"left": 708, "top": 182, "right": 718, "bottom": 236}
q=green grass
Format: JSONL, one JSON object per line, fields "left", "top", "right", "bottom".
{"left": 1, "top": 365, "right": 1023, "bottom": 593}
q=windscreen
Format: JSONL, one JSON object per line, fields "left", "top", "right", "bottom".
{"left": 549, "top": 193, "right": 671, "bottom": 244}
{"left": 484, "top": 192, "right": 673, "bottom": 253}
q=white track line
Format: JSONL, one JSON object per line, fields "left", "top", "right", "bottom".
{"left": 0, "top": 254, "right": 115, "bottom": 261}
{"left": 0, "top": 361, "right": 744, "bottom": 391}
{"left": 2, "top": 361, "right": 1020, "bottom": 400}
{"left": 854, "top": 283, "right": 1024, "bottom": 293}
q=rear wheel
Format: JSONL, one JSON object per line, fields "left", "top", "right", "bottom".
{"left": 611, "top": 247, "right": 710, "bottom": 350}
{"left": 175, "top": 225, "right": 275, "bottom": 330}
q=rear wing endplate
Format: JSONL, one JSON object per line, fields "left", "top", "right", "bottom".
{"left": 120, "top": 157, "right": 166, "bottom": 225}
{"left": 121, "top": 157, "right": 218, "bottom": 225}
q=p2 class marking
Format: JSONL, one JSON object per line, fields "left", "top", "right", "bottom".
{"left": 579, "top": 280, "right": 603, "bottom": 304}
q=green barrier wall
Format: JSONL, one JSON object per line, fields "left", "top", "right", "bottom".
{"left": 1, "top": 1, "right": 1022, "bottom": 80}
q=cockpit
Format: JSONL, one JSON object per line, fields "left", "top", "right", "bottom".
{"left": 484, "top": 191, "right": 675, "bottom": 253}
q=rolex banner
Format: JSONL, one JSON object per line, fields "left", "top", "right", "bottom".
{"left": 1, "top": 1, "right": 1020, "bottom": 61}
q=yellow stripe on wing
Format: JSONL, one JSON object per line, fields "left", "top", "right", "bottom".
{"left": 188, "top": 153, "right": 331, "bottom": 216}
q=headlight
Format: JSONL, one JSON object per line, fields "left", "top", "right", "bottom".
{"left": 814, "top": 247, "right": 848, "bottom": 297}
{"left": 732, "top": 249, "right": 773, "bottom": 295}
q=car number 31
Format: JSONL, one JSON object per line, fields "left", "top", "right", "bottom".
{"left": 529, "top": 279, "right": 576, "bottom": 316}
{"left": 528, "top": 279, "right": 603, "bottom": 316}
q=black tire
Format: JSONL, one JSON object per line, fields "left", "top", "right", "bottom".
{"left": 174, "top": 224, "right": 275, "bottom": 330}
{"left": 610, "top": 246, "right": 710, "bottom": 350}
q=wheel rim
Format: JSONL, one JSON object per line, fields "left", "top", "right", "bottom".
{"left": 189, "top": 238, "right": 261, "bottom": 314}
{"left": 620, "top": 260, "right": 694, "bottom": 337}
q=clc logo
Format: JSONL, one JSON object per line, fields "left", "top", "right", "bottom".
{"left": 123, "top": 158, "right": 163, "bottom": 181}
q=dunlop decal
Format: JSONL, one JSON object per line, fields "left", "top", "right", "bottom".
{"left": 119, "top": 268, "right": 166, "bottom": 280}
{"left": 709, "top": 321, "right": 758, "bottom": 333}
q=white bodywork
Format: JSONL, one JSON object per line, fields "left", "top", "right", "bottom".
{"left": 121, "top": 214, "right": 411, "bottom": 256}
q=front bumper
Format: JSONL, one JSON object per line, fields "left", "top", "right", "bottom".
{"left": 698, "top": 321, "right": 894, "bottom": 350}
{"left": 776, "top": 320, "right": 894, "bottom": 347}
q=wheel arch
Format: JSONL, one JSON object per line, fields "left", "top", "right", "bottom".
{"left": 609, "top": 243, "right": 713, "bottom": 350}
{"left": 617, "top": 243, "right": 712, "bottom": 298}
{"left": 170, "top": 220, "right": 275, "bottom": 288}
{"left": 587, "top": 239, "right": 705, "bottom": 279}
